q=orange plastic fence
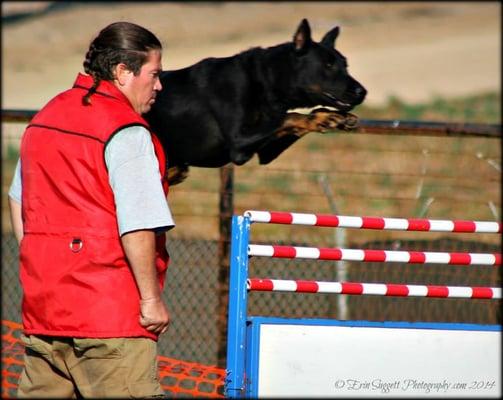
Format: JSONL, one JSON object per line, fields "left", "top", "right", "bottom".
{"left": 1, "top": 320, "right": 225, "bottom": 398}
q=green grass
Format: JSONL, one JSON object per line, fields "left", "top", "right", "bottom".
{"left": 357, "top": 91, "right": 501, "bottom": 123}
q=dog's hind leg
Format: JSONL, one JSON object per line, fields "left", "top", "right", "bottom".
{"left": 166, "top": 164, "right": 190, "bottom": 186}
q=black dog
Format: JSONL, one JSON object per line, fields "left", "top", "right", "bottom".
{"left": 145, "top": 18, "right": 366, "bottom": 184}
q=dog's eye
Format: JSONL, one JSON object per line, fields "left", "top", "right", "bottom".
{"left": 326, "top": 63, "right": 333, "bottom": 68}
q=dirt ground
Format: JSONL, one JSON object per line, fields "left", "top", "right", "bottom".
{"left": 2, "top": 1, "right": 501, "bottom": 109}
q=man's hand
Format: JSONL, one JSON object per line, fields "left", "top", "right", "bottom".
{"left": 140, "top": 297, "right": 170, "bottom": 334}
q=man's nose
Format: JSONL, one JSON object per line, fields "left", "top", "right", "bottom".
{"left": 155, "top": 78, "right": 162, "bottom": 91}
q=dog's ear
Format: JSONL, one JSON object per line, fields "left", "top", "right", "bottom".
{"left": 321, "top": 26, "right": 340, "bottom": 48}
{"left": 293, "top": 18, "right": 312, "bottom": 52}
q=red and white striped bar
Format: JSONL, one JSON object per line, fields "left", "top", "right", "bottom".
{"left": 248, "top": 244, "right": 501, "bottom": 266}
{"left": 244, "top": 210, "right": 502, "bottom": 233}
{"left": 247, "top": 279, "right": 502, "bottom": 299}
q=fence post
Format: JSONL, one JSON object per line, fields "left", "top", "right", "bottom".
{"left": 318, "top": 174, "right": 348, "bottom": 320}
{"left": 217, "top": 164, "right": 235, "bottom": 367}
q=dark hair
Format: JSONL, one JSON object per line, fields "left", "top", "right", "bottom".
{"left": 82, "top": 21, "right": 162, "bottom": 105}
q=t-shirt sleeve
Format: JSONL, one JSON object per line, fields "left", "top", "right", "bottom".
{"left": 8, "top": 158, "right": 22, "bottom": 204}
{"left": 105, "top": 125, "right": 175, "bottom": 236}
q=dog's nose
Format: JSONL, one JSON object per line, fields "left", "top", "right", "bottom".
{"left": 354, "top": 86, "right": 367, "bottom": 99}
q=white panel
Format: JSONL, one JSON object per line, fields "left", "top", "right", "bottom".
{"left": 257, "top": 324, "right": 501, "bottom": 397}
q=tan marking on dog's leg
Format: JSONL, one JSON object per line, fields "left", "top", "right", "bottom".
{"left": 308, "top": 110, "right": 359, "bottom": 132}
{"left": 275, "top": 113, "right": 317, "bottom": 138}
{"left": 275, "top": 111, "right": 359, "bottom": 139}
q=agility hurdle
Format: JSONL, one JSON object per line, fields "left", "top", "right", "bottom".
{"left": 225, "top": 210, "right": 501, "bottom": 398}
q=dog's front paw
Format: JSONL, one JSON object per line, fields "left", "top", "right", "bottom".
{"left": 309, "top": 109, "right": 358, "bottom": 132}
{"left": 338, "top": 112, "right": 359, "bottom": 131}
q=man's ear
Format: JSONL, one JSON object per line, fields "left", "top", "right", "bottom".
{"left": 293, "top": 18, "right": 312, "bottom": 52}
{"left": 114, "top": 63, "right": 132, "bottom": 86}
{"left": 321, "top": 26, "right": 340, "bottom": 48}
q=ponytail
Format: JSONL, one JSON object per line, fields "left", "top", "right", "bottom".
{"left": 82, "top": 77, "right": 100, "bottom": 106}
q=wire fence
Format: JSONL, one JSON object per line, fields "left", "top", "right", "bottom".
{"left": 2, "top": 112, "right": 501, "bottom": 368}
{"left": 2, "top": 232, "right": 500, "bottom": 367}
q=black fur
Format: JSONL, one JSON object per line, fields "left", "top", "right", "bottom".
{"left": 145, "top": 18, "right": 366, "bottom": 184}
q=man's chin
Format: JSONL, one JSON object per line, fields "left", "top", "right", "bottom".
{"left": 141, "top": 104, "right": 152, "bottom": 115}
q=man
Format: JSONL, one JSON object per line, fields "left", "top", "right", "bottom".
{"left": 8, "top": 21, "right": 174, "bottom": 398}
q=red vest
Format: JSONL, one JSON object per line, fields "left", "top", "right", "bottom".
{"left": 20, "top": 73, "right": 169, "bottom": 340}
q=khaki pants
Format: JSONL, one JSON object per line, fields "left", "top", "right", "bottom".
{"left": 17, "top": 335, "right": 165, "bottom": 398}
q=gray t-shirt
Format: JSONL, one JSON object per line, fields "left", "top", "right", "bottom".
{"left": 9, "top": 125, "right": 175, "bottom": 236}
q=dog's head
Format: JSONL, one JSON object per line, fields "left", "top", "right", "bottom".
{"left": 289, "top": 19, "right": 366, "bottom": 112}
